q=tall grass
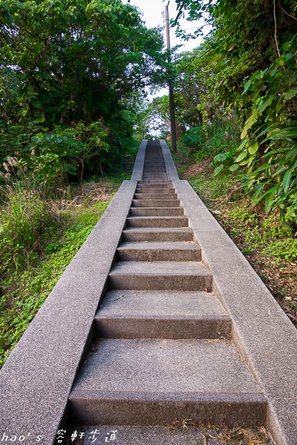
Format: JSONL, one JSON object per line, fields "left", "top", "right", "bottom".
{"left": 0, "top": 183, "right": 56, "bottom": 277}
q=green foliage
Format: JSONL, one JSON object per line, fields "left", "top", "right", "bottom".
{"left": 187, "top": 168, "right": 296, "bottom": 263}
{"left": 172, "top": 0, "right": 297, "bottom": 218}
{"left": 233, "top": 47, "right": 297, "bottom": 216}
{"left": 181, "top": 127, "right": 204, "bottom": 148}
{"left": 134, "top": 95, "right": 171, "bottom": 140}
{"left": 0, "top": 198, "right": 109, "bottom": 367}
{"left": 0, "top": 0, "right": 166, "bottom": 178}
{"left": 177, "top": 120, "right": 239, "bottom": 167}
{"left": 0, "top": 185, "right": 54, "bottom": 277}
{"left": 30, "top": 120, "right": 110, "bottom": 186}
{"left": 190, "top": 172, "right": 231, "bottom": 199}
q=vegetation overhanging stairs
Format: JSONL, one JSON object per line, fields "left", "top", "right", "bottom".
{"left": 0, "top": 140, "right": 296, "bottom": 445}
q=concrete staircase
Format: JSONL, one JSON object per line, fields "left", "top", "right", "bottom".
{"left": 2, "top": 139, "right": 297, "bottom": 445}
{"left": 68, "top": 143, "right": 267, "bottom": 438}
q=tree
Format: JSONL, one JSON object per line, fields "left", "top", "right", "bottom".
{"left": 0, "top": 0, "right": 166, "bottom": 175}
{"left": 171, "top": 0, "right": 297, "bottom": 217}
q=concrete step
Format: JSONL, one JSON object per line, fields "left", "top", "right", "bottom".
{"left": 142, "top": 175, "right": 168, "bottom": 178}
{"left": 69, "top": 339, "right": 267, "bottom": 426}
{"left": 122, "top": 228, "right": 193, "bottom": 242}
{"left": 139, "top": 181, "right": 172, "bottom": 186}
{"left": 109, "top": 261, "right": 212, "bottom": 291}
{"left": 136, "top": 187, "right": 174, "bottom": 193}
{"left": 143, "top": 162, "right": 165, "bottom": 165}
{"left": 116, "top": 241, "right": 201, "bottom": 261}
{"left": 142, "top": 176, "right": 168, "bottom": 178}
{"left": 142, "top": 178, "right": 168, "bottom": 181}
{"left": 94, "top": 290, "right": 231, "bottom": 339}
{"left": 142, "top": 172, "right": 166, "bottom": 175}
{"left": 137, "top": 181, "right": 174, "bottom": 189}
{"left": 142, "top": 171, "right": 167, "bottom": 174}
{"left": 134, "top": 193, "right": 177, "bottom": 199}
{"left": 132, "top": 199, "right": 180, "bottom": 208}
{"left": 126, "top": 216, "right": 188, "bottom": 228}
{"left": 129, "top": 207, "right": 184, "bottom": 217}
{"left": 73, "top": 425, "right": 266, "bottom": 445}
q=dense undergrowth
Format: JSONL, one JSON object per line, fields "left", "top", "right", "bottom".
{"left": 0, "top": 176, "right": 125, "bottom": 367}
{"left": 175, "top": 121, "right": 297, "bottom": 325}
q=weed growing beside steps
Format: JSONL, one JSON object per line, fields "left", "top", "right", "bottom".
{"left": 0, "top": 184, "right": 57, "bottom": 276}
{"left": 0, "top": 177, "right": 123, "bottom": 368}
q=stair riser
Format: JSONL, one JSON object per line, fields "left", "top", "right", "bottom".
{"left": 95, "top": 318, "right": 232, "bottom": 339}
{"left": 143, "top": 173, "right": 167, "bottom": 175}
{"left": 126, "top": 218, "right": 188, "bottom": 228}
{"left": 122, "top": 232, "right": 193, "bottom": 242}
{"left": 132, "top": 200, "right": 180, "bottom": 208}
{"left": 69, "top": 398, "right": 267, "bottom": 427}
{"left": 143, "top": 163, "right": 165, "bottom": 165}
{"left": 134, "top": 193, "right": 177, "bottom": 199}
{"left": 129, "top": 208, "right": 184, "bottom": 216}
{"left": 143, "top": 165, "right": 165, "bottom": 168}
{"left": 142, "top": 178, "right": 168, "bottom": 181}
{"left": 139, "top": 182, "right": 172, "bottom": 186}
{"left": 142, "top": 173, "right": 166, "bottom": 176}
{"left": 116, "top": 249, "right": 201, "bottom": 262}
{"left": 109, "top": 275, "right": 213, "bottom": 291}
{"left": 142, "top": 170, "right": 166, "bottom": 173}
{"left": 137, "top": 181, "right": 174, "bottom": 189}
{"left": 136, "top": 188, "right": 174, "bottom": 193}
{"left": 142, "top": 179, "right": 169, "bottom": 182}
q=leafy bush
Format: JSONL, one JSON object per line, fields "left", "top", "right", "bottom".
{"left": 229, "top": 46, "right": 297, "bottom": 216}
{"left": 178, "top": 120, "right": 239, "bottom": 167}
{"left": 181, "top": 126, "right": 204, "bottom": 149}
{"left": 30, "top": 121, "right": 110, "bottom": 187}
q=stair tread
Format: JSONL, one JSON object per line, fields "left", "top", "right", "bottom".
{"left": 132, "top": 202, "right": 180, "bottom": 208}
{"left": 127, "top": 216, "right": 186, "bottom": 220}
{"left": 110, "top": 261, "right": 210, "bottom": 276}
{"left": 96, "top": 290, "right": 229, "bottom": 319}
{"left": 117, "top": 241, "right": 200, "bottom": 251}
{"left": 123, "top": 228, "right": 192, "bottom": 233}
{"left": 134, "top": 199, "right": 178, "bottom": 202}
{"left": 72, "top": 425, "right": 257, "bottom": 445}
{"left": 130, "top": 207, "right": 180, "bottom": 209}
{"left": 70, "top": 339, "right": 263, "bottom": 396}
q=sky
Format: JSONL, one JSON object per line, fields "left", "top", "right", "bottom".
{"left": 123, "top": 0, "right": 207, "bottom": 53}
{"left": 122, "top": 0, "right": 210, "bottom": 133}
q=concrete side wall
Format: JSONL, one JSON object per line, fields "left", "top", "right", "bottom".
{"left": 175, "top": 181, "right": 297, "bottom": 445}
{"left": 131, "top": 140, "right": 147, "bottom": 180}
{"left": 0, "top": 179, "right": 137, "bottom": 444}
{"left": 160, "top": 140, "right": 179, "bottom": 180}
{"left": 161, "top": 139, "right": 297, "bottom": 445}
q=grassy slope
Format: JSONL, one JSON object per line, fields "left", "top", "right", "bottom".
{"left": 177, "top": 159, "right": 297, "bottom": 326}
{"left": 0, "top": 177, "right": 126, "bottom": 367}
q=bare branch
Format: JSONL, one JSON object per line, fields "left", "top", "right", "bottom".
{"left": 282, "top": 7, "right": 297, "bottom": 21}
{"left": 273, "top": 0, "right": 281, "bottom": 58}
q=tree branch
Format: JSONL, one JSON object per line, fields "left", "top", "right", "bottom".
{"left": 273, "top": 0, "right": 281, "bottom": 58}
{"left": 281, "top": 7, "right": 297, "bottom": 21}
